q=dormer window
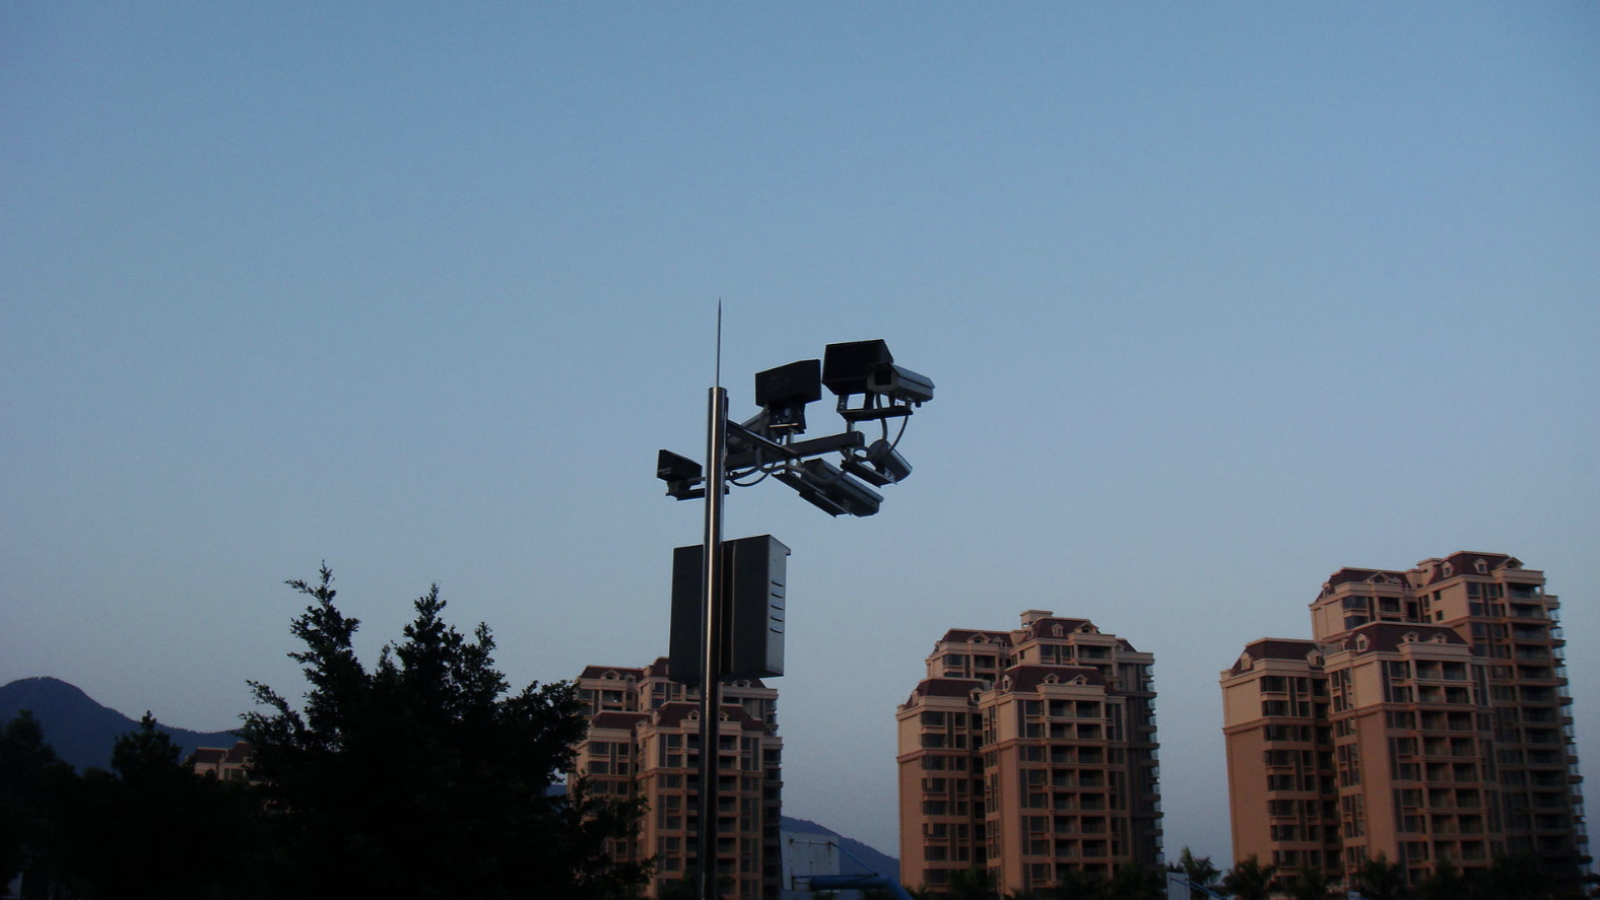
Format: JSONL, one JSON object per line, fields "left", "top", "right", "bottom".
{"left": 1355, "top": 635, "right": 1370, "bottom": 652}
{"left": 1474, "top": 559, "right": 1488, "bottom": 574}
{"left": 1402, "top": 632, "right": 1419, "bottom": 643}
{"left": 1052, "top": 624, "right": 1064, "bottom": 637}
{"left": 1442, "top": 563, "right": 1454, "bottom": 578}
{"left": 1431, "top": 634, "right": 1447, "bottom": 644}
{"left": 1043, "top": 674, "right": 1060, "bottom": 684}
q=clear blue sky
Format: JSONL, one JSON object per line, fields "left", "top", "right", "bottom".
{"left": 3, "top": 2, "right": 1596, "bottom": 867}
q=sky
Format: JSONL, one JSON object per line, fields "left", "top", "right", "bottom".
{"left": 3, "top": 1, "right": 1597, "bottom": 869}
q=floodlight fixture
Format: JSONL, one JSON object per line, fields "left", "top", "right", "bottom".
{"left": 754, "top": 359, "right": 822, "bottom": 434}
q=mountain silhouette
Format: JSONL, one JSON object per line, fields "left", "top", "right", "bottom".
{"left": 0, "top": 676, "right": 239, "bottom": 772}
{"left": 782, "top": 815, "right": 900, "bottom": 882}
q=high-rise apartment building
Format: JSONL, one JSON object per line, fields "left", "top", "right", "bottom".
{"left": 897, "top": 611, "right": 1162, "bottom": 894}
{"left": 571, "top": 658, "right": 784, "bottom": 900}
{"left": 1222, "top": 552, "right": 1590, "bottom": 890}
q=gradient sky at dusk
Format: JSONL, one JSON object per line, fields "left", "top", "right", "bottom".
{"left": 4, "top": 2, "right": 1597, "bottom": 865}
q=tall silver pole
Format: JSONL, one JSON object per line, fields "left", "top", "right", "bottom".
{"left": 697, "top": 385, "right": 727, "bottom": 900}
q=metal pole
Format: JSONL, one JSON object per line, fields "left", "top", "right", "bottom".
{"left": 697, "top": 385, "right": 727, "bottom": 900}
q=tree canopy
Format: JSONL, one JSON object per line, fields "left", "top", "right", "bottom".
{"left": 242, "top": 565, "right": 648, "bottom": 900}
{"left": 1221, "top": 855, "right": 1278, "bottom": 900}
{"left": 1168, "top": 847, "right": 1220, "bottom": 900}
{"left": 1, "top": 709, "right": 265, "bottom": 899}
{"left": 1355, "top": 855, "right": 1410, "bottom": 900}
{"left": 0, "top": 566, "right": 647, "bottom": 899}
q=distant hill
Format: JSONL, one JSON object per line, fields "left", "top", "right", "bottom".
{"left": 782, "top": 816, "right": 898, "bottom": 881}
{"left": 0, "top": 676, "right": 239, "bottom": 772}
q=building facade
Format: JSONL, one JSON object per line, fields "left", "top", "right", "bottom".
{"left": 1222, "top": 552, "right": 1590, "bottom": 890}
{"left": 190, "top": 740, "right": 255, "bottom": 782}
{"left": 572, "top": 658, "right": 784, "bottom": 900}
{"left": 897, "top": 611, "right": 1162, "bottom": 894}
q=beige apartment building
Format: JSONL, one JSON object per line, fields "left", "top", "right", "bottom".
{"left": 897, "top": 611, "right": 1162, "bottom": 895}
{"left": 1222, "top": 551, "right": 1590, "bottom": 891}
{"left": 190, "top": 740, "right": 254, "bottom": 782}
{"left": 571, "top": 658, "right": 783, "bottom": 900}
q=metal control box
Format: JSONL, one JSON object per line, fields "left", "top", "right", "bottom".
{"left": 669, "top": 534, "right": 790, "bottom": 684}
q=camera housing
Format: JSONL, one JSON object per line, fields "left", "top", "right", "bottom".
{"left": 867, "top": 363, "right": 934, "bottom": 406}
{"left": 821, "top": 340, "right": 894, "bottom": 397}
{"left": 773, "top": 458, "right": 882, "bottom": 517}
{"left": 657, "top": 449, "right": 705, "bottom": 500}
{"left": 754, "top": 359, "right": 822, "bottom": 433}
{"left": 842, "top": 439, "right": 913, "bottom": 487}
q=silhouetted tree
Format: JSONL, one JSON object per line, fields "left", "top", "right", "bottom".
{"left": 243, "top": 565, "right": 649, "bottom": 900}
{"left": 0, "top": 711, "right": 74, "bottom": 895}
{"left": 1168, "top": 847, "right": 1220, "bottom": 900}
{"left": 54, "top": 712, "right": 266, "bottom": 900}
{"left": 1221, "top": 855, "right": 1278, "bottom": 900}
{"left": 945, "top": 866, "right": 999, "bottom": 900}
{"left": 1105, "top": 861, "right": 1164, "bottom": 900}
{"left": 1047, "top": 868, "right": 1106, "bottom": 900}
{"left": 1481, "top": 852, "right": 1555, "bottom": 900}
{"left": 1283, "top": 866, "right": 1338, "bottom": 900}
{"left": 1355, "top": 855, "right": 1410, "bottom": 900}
{"left": 1413, "top": 859, "right": 1466, "bottom": 900}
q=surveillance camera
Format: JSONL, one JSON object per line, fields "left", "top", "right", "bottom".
{"left": 822, "top": 340, "right": 894, "bottom": 397}
{"left": 755, "top": 359, "right": 822, "bottom": 433}
{"left": 843, "top": 439, "right": 913, "bottom": 486}
{"left": 773, "top": 458, "right": 882, "bottom": 517}
{"left": 657, "top": 449, "right": 705, "bottom": 500}
{"left": 867, "top": 363, "right": 934, "bottom": 406}
{"left": 657, "top": 450, "right": 702, "bottom": 483}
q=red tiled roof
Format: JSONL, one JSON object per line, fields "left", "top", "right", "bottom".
{"left": 1022, "top": 616, "right": 1091, "bottom": 635}
{"left": 998, "top": 665, "right": 1108, "bottom": 693}
{"left": 590, "top": 711, "right": 649, "bottom": 731}
{"left": 1230, "top": 638, "right": 1319, "bottom": 675}
{"left": 909, "top": 677, "right": 986, "bottom": 703}
{"left": 939, "top": 629, "right": 1013, "bottom": 646}
{"left": 1324, "top": 567, "right": 1406, "bottom": 590}
{"left": 652, "top": 701, "right": 771, "bottom": 733}
{"left": 1341, "top": 622, "right": 1467, "bottom": 654}
{"left": 1424, "top": 551, "right": 1518, "bottom": 585}
{"left": 578, "top": 665, "right": 647, "bottom": 681}
{"left": 1246, "top": 638, "right": 1319, "bottom": 659}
